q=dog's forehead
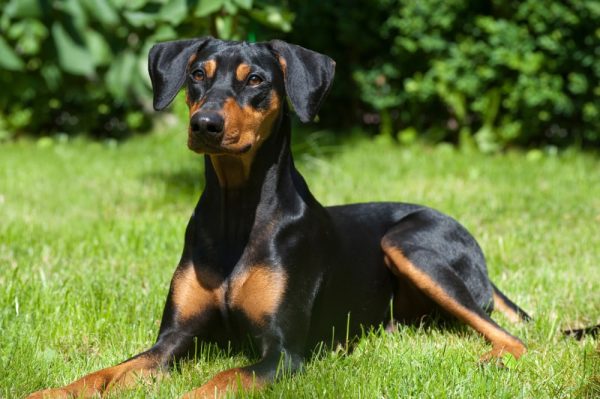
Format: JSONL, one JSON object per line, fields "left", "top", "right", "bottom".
{"left": 196, "top": 41, "right": 275, "bottom": 70}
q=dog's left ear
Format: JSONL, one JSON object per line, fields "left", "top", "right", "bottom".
{"left": 148, "top": 37, "right": 213, "bottom": 111}
{"left": 269, "top": 40, "right": 335, "bottom": 123}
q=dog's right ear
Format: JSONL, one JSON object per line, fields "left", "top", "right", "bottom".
{"left": 148, "top": 37, "right": 213, "bottom": 111}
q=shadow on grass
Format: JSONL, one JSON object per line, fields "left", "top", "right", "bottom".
{"left": 141, "top": 126, "right": 363, "bottom": 198}
{"left": 145, "top": 168, "right": 206, "bottom": 200}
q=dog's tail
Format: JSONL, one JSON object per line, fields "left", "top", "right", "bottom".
{"left": 492, "top": 285, "right": 599, "bottom": 340}
{"left": 563, "top": 324, "right": 600, "bottom": 340}
{"left": 491, "top": 283, "right": 532, "bottom": 323}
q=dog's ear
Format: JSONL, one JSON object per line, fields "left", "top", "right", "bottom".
{"left": 148, "top": 37, "right": 213, "bottom": 111}
{"left": 269, "top": 40, "right": 335, "bottom": 123}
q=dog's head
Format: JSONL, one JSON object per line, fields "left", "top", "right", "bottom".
{"left": 148, "top": 37, "right": 335, "bottom": 155}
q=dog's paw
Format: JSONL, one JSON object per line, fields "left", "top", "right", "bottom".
{"left": 26, "top": 388, "right": 70, "bottom": 399}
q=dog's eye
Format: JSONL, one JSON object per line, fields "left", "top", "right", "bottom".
{"left": 191, "top": 69, "right": 205, "bottom": 82}
{"left": 247, "top": 74, "right": 263, "bottom": 87}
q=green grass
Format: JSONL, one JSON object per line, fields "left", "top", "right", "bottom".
{"left": 1, "top": 129, "right": 598, "bottom": 398}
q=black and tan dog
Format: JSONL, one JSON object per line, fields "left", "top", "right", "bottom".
{"left": 29, "top": 38, "right": 531, "bottom": 398}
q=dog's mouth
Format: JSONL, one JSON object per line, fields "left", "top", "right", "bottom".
{"left": 188, "top": 134, "right": 252, "bottom": 155}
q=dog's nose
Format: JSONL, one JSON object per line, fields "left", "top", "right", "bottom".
{"left": 190, "top": 112, "right": 224, "bottom": 138}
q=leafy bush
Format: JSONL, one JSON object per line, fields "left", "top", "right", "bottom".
{"left": 0, "top": 0, "right": 292, "bottom": 139}
{"left": 1, "top": 0, "right": 598, "bottom": 149}
{"left": 350, "top": 0, "right": 600, "bottom": 149}
{"left": 284, "top": 0, "right": 398, "bottom": 131}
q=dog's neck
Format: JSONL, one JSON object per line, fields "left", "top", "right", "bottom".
{"left": 194, "top": 106, "right": 318, "bottom": 262}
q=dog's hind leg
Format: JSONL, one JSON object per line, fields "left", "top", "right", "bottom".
{"left": 381, "top": 210, "right": 526, "bottom": 362}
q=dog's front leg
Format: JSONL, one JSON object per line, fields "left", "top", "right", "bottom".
{"left": 182, "top": 262, "right": 310, "bottom": 398}
{"left": 26, "top": 332, "right": 193, "bottom": 399}
{"left": 27, "top": 260, "right": 222, "bottom": 398}
{"left": 182, "top": 347, "right": 304, "bottom": 399}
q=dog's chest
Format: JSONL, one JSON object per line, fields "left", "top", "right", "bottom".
{"left": 171, "top": 262, "right": 287, "bottom": 328}
{"left": 223, "top": 264, "right": 287, "bottom": 326}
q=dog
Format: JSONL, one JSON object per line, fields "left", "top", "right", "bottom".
{"left": 28, "top": 37, "right": 530, "bottom": 398}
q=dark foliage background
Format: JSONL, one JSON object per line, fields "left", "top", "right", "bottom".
{"left": 1, "top": 0, "right": 598, "bottom": 150}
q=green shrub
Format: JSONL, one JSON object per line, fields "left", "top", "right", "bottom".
{"left": 1, "top": 0, "right": 598, "bottom": 149}
{"left": 0, "top": 0, "right": 292, "bottom": 139}
{"left": 350, "top": 0, "right": 600, "bottom": 149}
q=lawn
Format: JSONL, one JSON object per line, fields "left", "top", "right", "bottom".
{"left": 1, "top": 127, "right": 598, "bottom": 398}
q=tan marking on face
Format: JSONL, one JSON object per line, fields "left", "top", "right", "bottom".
{"left": 277, "top": 56, "right": 287, "bottom": 79}
{"left": 171, "top": 264, "right": 221, "bottom": 321}
{"left": 221, "top": 91, "right": 280, "bottom": 149}
{"left": 188, "top": 53, "right": 198, "bottom": 67}
{"left": 236, "top": 63, "right": 251, "bottom": 81}
{"left": 183, "top": 367, "right": 263, "bottom": 398}
{"left": 492, "top": 291, "right": 521, "bottom": 324}
{"left": 189, "top": 98, "right": 206, "bottom": 118}
{"left": 229, "top": 265, "right": 287, "bottom": 326}
{"left": 382, "top": 244, "right": 526, "bottom": 360}
{"left": 204, "top": 59, "right": 217, "bottom": 78}
{"left": 208, "top": 92, "right": 281, "bottom": 188}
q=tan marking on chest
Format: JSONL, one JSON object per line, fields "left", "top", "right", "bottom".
{"left": 229, "top": 265, "right": 287, "bottom": 325}
{"left": 171, "top": 265, "right": 222, "bottom": 321}
{"left": 236, "top": 63, "right": 251, "bottom": 81}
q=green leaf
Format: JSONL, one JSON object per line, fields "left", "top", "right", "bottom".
{"left": 82, "top": 0, "right": 120, "bottom": 27}
{"left": 215, "top": 15, "right": 233, "bottom": 39}
{"left": 4, "top": 0, "right": 42, "bottom": 19}
{"left": 0, "top": 36, "right": 25, "bottom": 71}
{"left": 106, "top": 51, "right": 136, "bottom": 100}
{"left": 55, "top": 0, "right": 88, "bottom": 29}
{"left": 123, "top": 11, "right": 158, "bottom": 28}
{"left": 223, "top": 0, "right": 238, "bottom": 14}
{"left": 41, "top": 64, "right": 63, "bottom": 91}
{"left": 116, "top": 0, "right": 152, "bottom": 11}
{"left": 51, "top": 22, "right": 96, "bottom": 76}
{"left": 233, "top": 0, "right": 252, "bottom": 10}
{"left": 131, "top": 70, "right": 151, "bottom": 102}
{"left": 159, "top": 0, "right": 188, "bottom": 25}
{"left": 8, "top": 19, "right": 48, "bottom": 56}
{"left": 250, "top": 7, "right": 294, "bottom": 32}
{"left": 85, "top": 30, "right": 112, "bottom": 67}
{"left": 150, "top": 25, "right": 178, "bottom": 42}
{"left": 195, "top": 0, "right": 224, "bottom": 17}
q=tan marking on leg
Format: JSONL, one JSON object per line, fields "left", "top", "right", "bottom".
{"left": 492, "top": 291, "right": 521, "bottom": 324}
{"left": 172, "top": 265, "right": 222, "bottom": 321}
{"left": 235, "top": 63, "right": 251, "bottom": 81}
{"left": 229, "top": 265, "right": 287, "bottom": 326}
{"left": 209, "top": 92, "right": 281, "bottom": 188}
{"left": 182, "top": 367, "right": 262, "bottom": 399}
{"left": 27, "top": 355, "right": 158, "bottom": 399}
{"left": 383, "top": 245, "right": 526, "bottom": 360}
{"left": 203, "top": 59, "right": 217, "bottom": 78}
